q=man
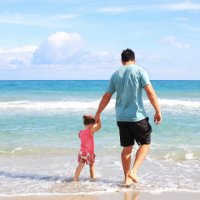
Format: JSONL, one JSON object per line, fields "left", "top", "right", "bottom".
{"left": 95, "top": 48, "right": 162, "bottom": 185}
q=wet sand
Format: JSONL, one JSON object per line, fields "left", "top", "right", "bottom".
{"left": 0, "top": 191, "right": 200, "bottom": 200}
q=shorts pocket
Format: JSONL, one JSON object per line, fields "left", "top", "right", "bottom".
{"left": 135, "top": 118, "right": 152, "bottom": 133}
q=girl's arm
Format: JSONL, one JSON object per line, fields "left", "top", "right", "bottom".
{"left": 91, "top": 119, "right": 101, "bottom": 135}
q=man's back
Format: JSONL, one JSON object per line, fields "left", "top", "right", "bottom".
{"left": 107, "top": 64, "right": 150, "bottom": 122}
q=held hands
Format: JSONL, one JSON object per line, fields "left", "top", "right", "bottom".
{"left": 154, "top": 112, "right": 162, "bottom": 125}
{"left": 94, "top": 113, "right": 100, "bottom": 124}
{"left": 91, "top": 113, "right": 101, "bottom": 133}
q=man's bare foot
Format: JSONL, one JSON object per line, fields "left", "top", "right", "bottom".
{"left": 128, "top": 170, "right": 139, "bottom": 183}
{"left": 73, "top": 177, "right": 78, "bottom": 181}
{"left": 124, "top": 176, "right": 134, "bottom": 186}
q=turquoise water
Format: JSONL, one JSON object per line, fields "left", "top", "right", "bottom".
{"left": 0, "top": 80, "right": 200, "bottom": 195}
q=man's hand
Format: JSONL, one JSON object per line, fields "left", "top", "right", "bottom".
{"left": 144, "top": 85, "right": 162, "bottom": 125}
{"left": 94, "top": 92, "right": 112, "bottom": 124}
{"left": 154, "top": 112, "right": 162, "bottom": 125}
{"left": 95, "top": 113, "right": 100, "bottom": 123}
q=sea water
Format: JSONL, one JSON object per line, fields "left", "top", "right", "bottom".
{"left": 0, "top": 80, "right": 200, "bottom": 195}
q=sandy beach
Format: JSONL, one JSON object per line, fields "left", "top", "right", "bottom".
{"left": 0, "top": 191, "right": 200, "bottom": 200}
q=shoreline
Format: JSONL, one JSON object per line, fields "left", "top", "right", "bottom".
{"left": 1, "top": 191, "right": 200, "bottom": 200}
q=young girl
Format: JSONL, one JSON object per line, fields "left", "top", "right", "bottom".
{"left": 73, "top": 115, "right": 101, "bottom": 181}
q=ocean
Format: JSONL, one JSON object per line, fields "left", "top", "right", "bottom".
{"left": 0, "top": 80, "right": 200, "bottom": 195}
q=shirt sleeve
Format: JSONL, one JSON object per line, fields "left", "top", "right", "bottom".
{"left": 106, "top": 74, "right": 116, "bottom": 94}
{"left": 140, "top": 69, "right": 151, "bottom": 87}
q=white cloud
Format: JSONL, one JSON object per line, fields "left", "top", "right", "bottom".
{"left": 136, "top": 51, "right": 200, "bottom": 80}
{"left": 175, "top": 17, "right": 189, "bottom": 21}
{"left": 160, "top": 36, "right": 190, "bottom": 48}
{"left": 159, "top": 1, "right": 200, "bottom": 11}
{"left": 0, "top": 32, "right": 118, "bottom": 78}
{"left": 0, "top": 45, "right": 37, "bottom": 69}
{"left": 49, "top": 14, "right": 79, "bottom": 20}
{"left": 32, "top": 32, "right": 84, "bottom": 65}
{"left": 32, "top": 32, "right": 118, "bottom": 68}
{"left": 0, "top": 12, "right": 78, "bottom": 27}
{"left": 0, "top": 32, "right": 198, "bottom": 80}
{"left": 98, "top": 7, "right": 130, "bottom": 14}
{"left": 186, "top": 26, "right": 200, "bottom": 32}
{"left": 97, "top": 1, "right": 200, "bottom": 14}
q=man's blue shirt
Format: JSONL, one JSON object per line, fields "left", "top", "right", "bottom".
{"left": 106, "top": 64, "right": 151, "bottom": 122}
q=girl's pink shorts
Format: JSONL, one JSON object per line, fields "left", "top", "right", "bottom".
{"left": 78, "top": 151, "right": 95, "bottom": 165}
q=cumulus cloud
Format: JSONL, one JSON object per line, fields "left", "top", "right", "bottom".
{"left": 32, "top": 32, "right": 117, "bottom": 67}
{"left": 0, "top": 32, "right": 118, "bottom": 79}
{"left": 160, "top": 36, "right": 190, "bottom": 48}
{"left": 0, "top": 45, "right": 37, "bottom": 69}
{"left": 32, "top": 32, "right": 84, "bottom": 65}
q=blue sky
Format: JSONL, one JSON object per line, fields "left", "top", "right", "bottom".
{"left": 0, "top": 0, "right": 199, "bottom": 80}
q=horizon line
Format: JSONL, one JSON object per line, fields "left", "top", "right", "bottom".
{"left": 0, "top": 79, "right": 199, "bottom": 81}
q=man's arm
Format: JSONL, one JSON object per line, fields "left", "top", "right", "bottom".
{"left": 144, "top": 84, "right": 162, "bottom": 125}
{"left": 95, "top": 92, "right": 112, "bottom": 122}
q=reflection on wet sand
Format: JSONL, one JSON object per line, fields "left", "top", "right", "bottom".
{"left": 124, "top": 191, "right": 139, "bottom": 200}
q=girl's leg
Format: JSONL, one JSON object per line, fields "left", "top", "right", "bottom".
{"left": 74, "top": 162, "right": 85, "bottom": 181}
{"left": 89, "top": 162, "right": 95, "bottom": 179}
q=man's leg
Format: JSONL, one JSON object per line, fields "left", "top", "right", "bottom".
{"left": 129, "top": 144, "right": 150, "bottom": 182}
{"left": 121, "top": 145, "right": 133, "bottom": 185}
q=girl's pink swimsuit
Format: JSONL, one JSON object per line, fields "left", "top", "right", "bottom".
{"left": 79, "top": 129, "right": 94, "bottom": 153}
{"left": 78, "top": 129, "right": 95, "bottom": 164}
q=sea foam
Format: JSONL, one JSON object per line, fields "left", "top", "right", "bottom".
{"left": 0, "top": 99, "right": 199, "bottom": 110}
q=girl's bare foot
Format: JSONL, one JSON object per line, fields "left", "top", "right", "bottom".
{"left": 90, "top": 177, "right": 97, "bottom": 181}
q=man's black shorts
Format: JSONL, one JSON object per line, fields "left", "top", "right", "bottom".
{"left": 117, "top": 117, "right": 152, "bottom": 147}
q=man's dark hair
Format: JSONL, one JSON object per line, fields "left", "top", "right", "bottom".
{"left": 121, "top": 48, "right": 135, "bottom": 62}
